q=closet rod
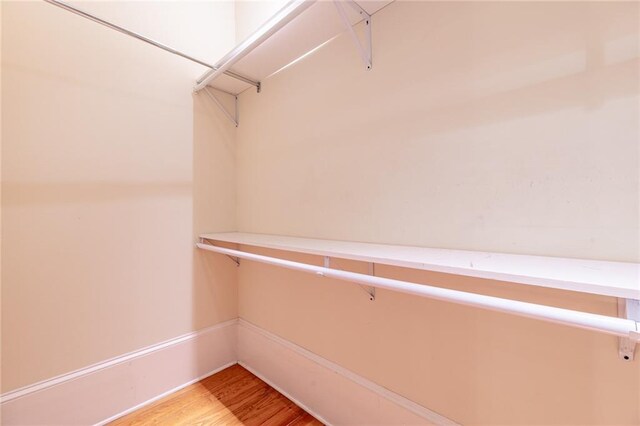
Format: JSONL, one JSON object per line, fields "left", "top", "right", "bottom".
{"left": 43, "top": 0, "right": 259, "bottom": 89}
{"left": 196, "top": 242, "right": 640, "bottom": 340}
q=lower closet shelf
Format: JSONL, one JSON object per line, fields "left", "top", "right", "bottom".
{"left": 199, "top": 232, "right": 639, "bottom": 300}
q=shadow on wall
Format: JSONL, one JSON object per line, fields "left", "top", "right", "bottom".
{"left": 1, "top": 182, "right": 191, "bottom": 204}
{"left": 0, "top": 0, "right": 238, "bottom": 392}
{"left": 190, "top": 88, "right": 239, "bottom": 378}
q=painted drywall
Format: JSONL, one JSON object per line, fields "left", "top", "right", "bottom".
{"left": 237, "top": 1, "right": 640, "bottom": 263}
{"left": 2, "top": 1, "right": 639, "bottom": 423}
{"left": 235, "top": 0, "right": 289, "bottom": 43}
{"left": 236, "top": 1, "right": 640, "bottom": 424}
{"left": 1, "top": 0, "right": 238, "bottom": 392}
{"left": 0, "top": 0, "right": 3, "bottom": 396}
{"left": 238, "top": 248, "right": 640, "bottom": 425}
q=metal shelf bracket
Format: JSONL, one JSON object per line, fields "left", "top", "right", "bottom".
{"left": 364, "top": 263, "right": 376, "bottom": 301}
{"left": 203, "top": 87, "right": 238, "bottom": 127}
{"left": 199, "top": 238, "right": 240, "bottom": 266}
{"left": 324, "top": 256, "right": 374, "bottom": 300}
{"left": 618, "top": 298, "right": 640, "bottom": 361}
{"left": 333, "top": 0, "right": 372, "bottom": 70}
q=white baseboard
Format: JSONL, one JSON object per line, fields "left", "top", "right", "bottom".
{"left": 237, "top": 319, "right": 457, "bottom": 426}
{"left": 1, "top": 318, "right": 456, "bottom": 426}
{"left": 1, "top": 319, "right": 238, "bottom": 426}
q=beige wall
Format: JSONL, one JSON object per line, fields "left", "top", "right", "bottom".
{"left": 2, "top": 0, "right": 639, "bottom": 423}
{"left": 238, "top": 248, "right": 640, "bottom": 425}
{"left": 1, "top": 0, "right": 238, "bottom": 392}
{"left": 237, "top": 1, "right": 640, "bottom": 263}
{"left": 0, "top": 0, "right": 3, "bottom": 395}
{"left": 235, "top": 0, "right": 288, "bottom": 43}
{"left": 236, "top": 1, "right": 640, "bottom": 424}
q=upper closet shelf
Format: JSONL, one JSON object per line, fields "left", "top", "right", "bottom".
{"left": 194, "top": 0, "right": 393, "bottom": 95}
{"left": 200, "top": 232, "right": 640, "bottom": 300}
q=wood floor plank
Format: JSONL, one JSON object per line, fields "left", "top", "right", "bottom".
{"left": 109, "top": 364, "right": 323, "bottom": 426}
{"left": 287, "top": 413, "right": 322, "bottom": 426}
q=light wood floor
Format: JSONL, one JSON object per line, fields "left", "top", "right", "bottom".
{"left": 110, "top": 364, "right": 323, "bottom": 425}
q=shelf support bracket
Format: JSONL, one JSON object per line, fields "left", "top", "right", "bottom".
{"left": 324, "top": 256, "right": 374, "bottom": 300}
{"left": 226, "top": 255, "right": 241, "bottom": 267}
{"left": 363, "top": 263, "right": 376, "bottom": 301}
{"left": 199, "top": 238, "right": 240, "bottom": 266}
{"left": 618, "top": 298, "right": 639, "bottom": 361}
{"left": 333, "top": 0, "right": 372, "bottom": 70}
{"left": 203, "top": 87, "right": 238, "bottom": 127}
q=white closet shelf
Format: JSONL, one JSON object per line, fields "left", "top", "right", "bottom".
{"left": 194, "top": 0, "right": 393, "bottom": 95}
{"left": 199, "top": 232, "right": 640, "bottom": 300}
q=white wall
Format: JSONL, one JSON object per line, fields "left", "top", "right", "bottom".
{"left": 235, "top": 1, "right": 640, "bottom": 424}
{"left": 1, "top": 0, "right": 238, "bottom": 392}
